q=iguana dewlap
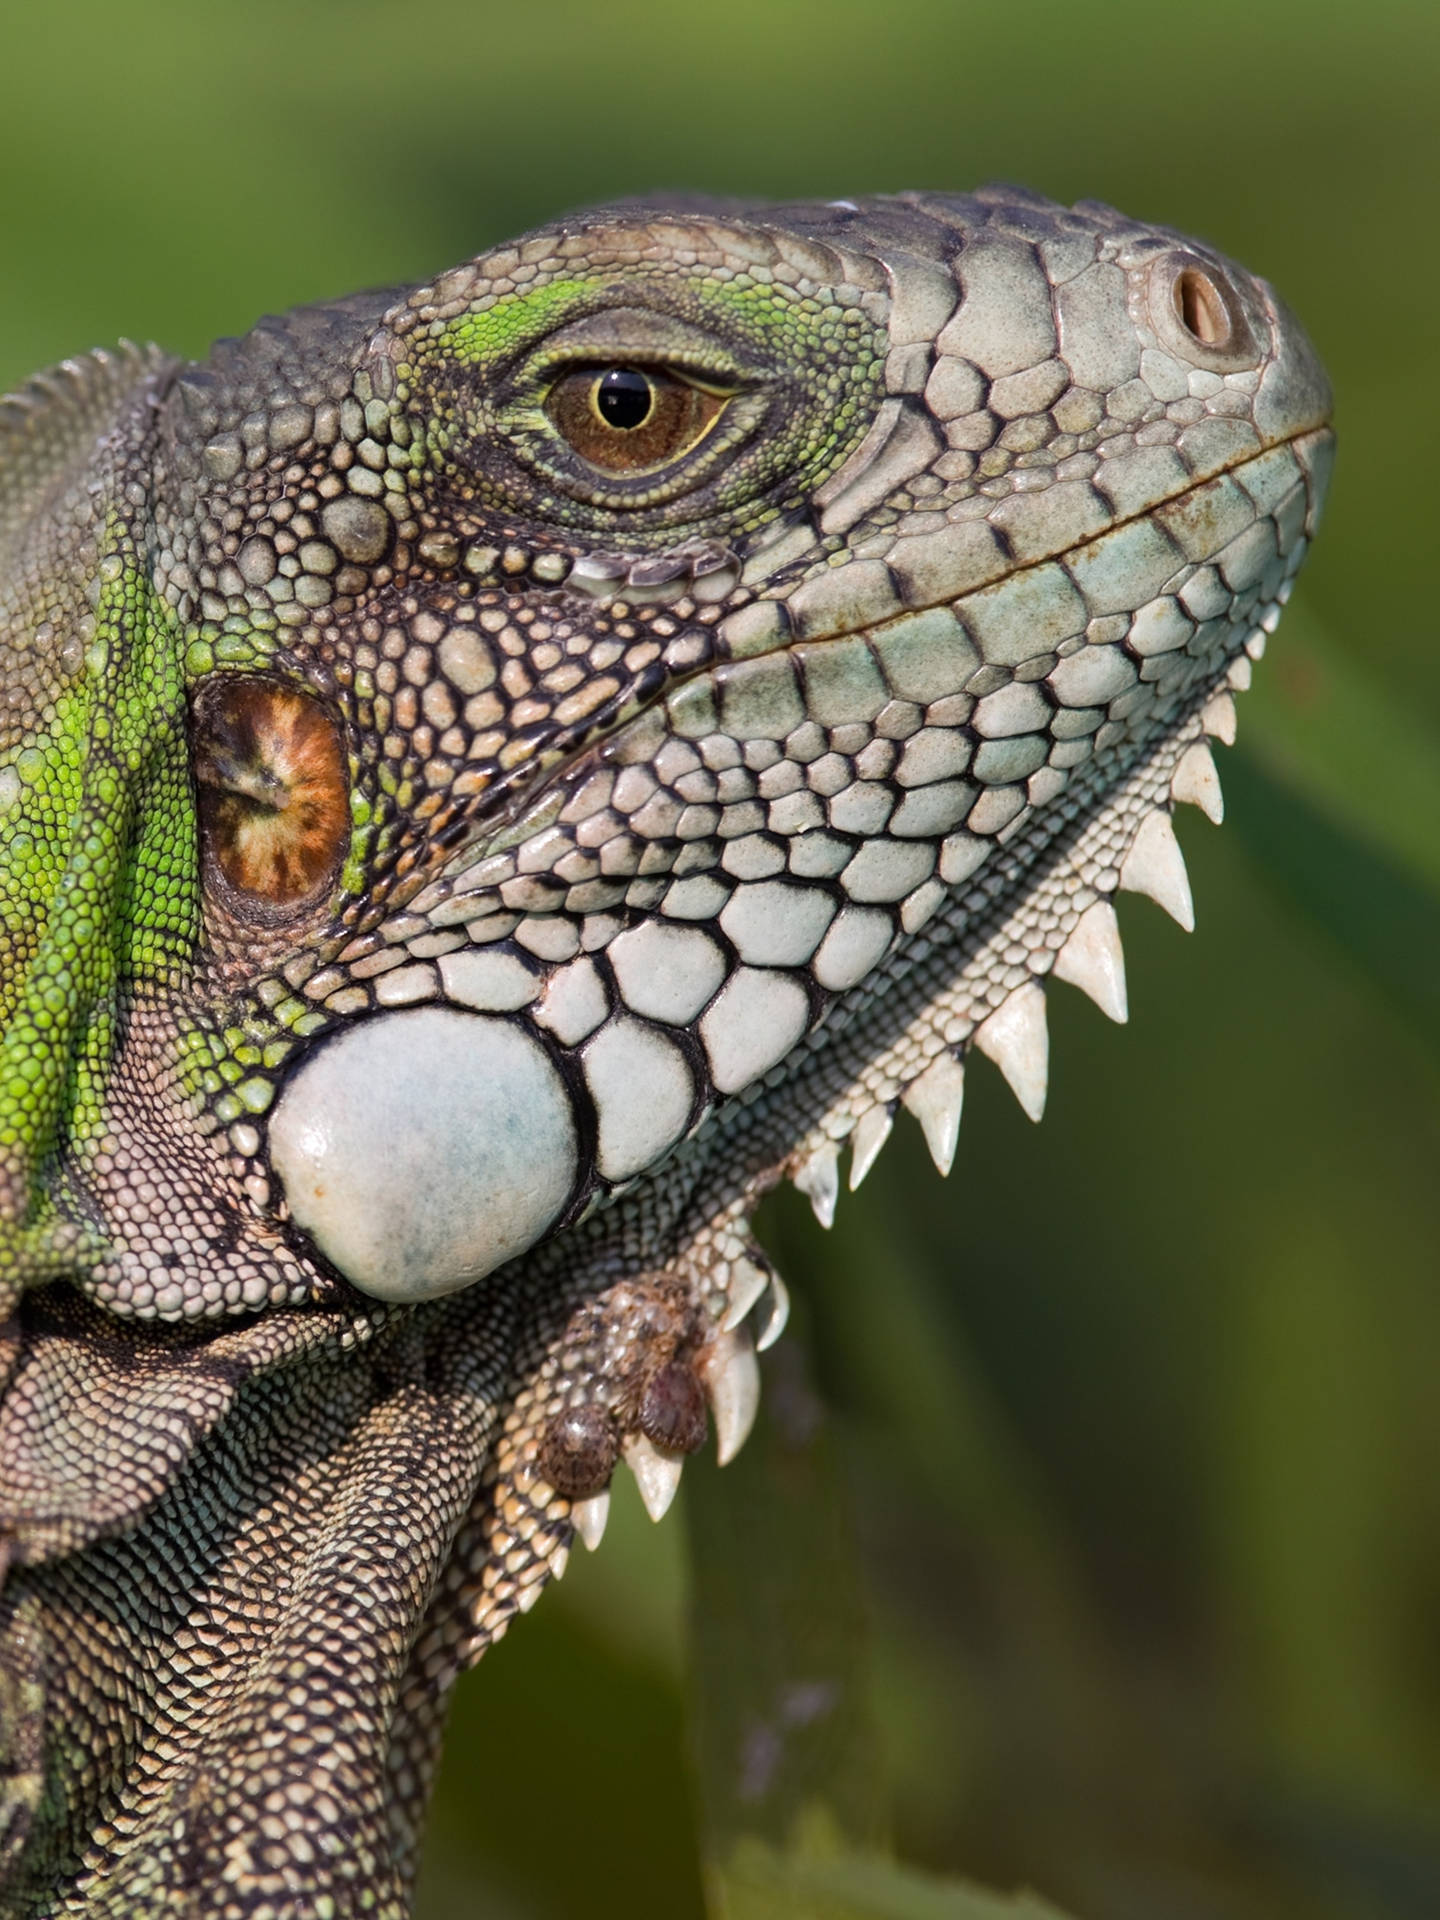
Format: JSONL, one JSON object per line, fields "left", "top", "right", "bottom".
{"left": 0, "top": 189, "right": 1331, "bottom": 1916}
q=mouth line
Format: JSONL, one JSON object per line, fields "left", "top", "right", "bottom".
{"left": 447, "top": 421, "right": 1333, "bottom": 874}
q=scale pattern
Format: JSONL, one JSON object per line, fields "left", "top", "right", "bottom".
{"left": 0, "top": 187, "right": 1332, "bottom": 1916}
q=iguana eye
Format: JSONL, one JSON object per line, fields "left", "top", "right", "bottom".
{"left": 191, "top": 677, "right": 348, "bottom": 913}
{"left": 546, "top": 364, "right": 728, "bottom": 474}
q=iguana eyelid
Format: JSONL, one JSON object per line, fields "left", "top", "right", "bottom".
{"left": 513, "top": 353, "right": 753, "bottom": 414}
{"left": 504, "top": 303, "right": 767, "bottom": 400}
{"left": 531, "top": 362, "right": 743, "bottom": 405}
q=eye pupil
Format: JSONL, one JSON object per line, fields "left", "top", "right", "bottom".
{"left": 594, "top": 368, "right": 655, "bottom": 431}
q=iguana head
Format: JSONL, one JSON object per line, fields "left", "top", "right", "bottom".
{"left": 0, "top": 188, "right": 1335, "bottom": 1912}
{"left": 0, "top": 188, "right": 1331, "bottom": 1334}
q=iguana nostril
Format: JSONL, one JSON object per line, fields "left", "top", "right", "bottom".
{"left": 1174, "top": 266, "right": 1232, "bottom": 350}
{"left": 1147, "top": 250, "right": 1258, "bottom": 372}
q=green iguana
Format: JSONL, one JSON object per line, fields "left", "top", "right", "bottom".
{"left": 0, "top": 187, "right": 1332, "bottom": 1916}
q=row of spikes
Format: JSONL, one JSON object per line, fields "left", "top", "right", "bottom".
{"left": 543, "top": 661, "right": 1250, "bottom": 1565}
{"left": 794, "top": 673, "right": 1242, "bottom": 1221}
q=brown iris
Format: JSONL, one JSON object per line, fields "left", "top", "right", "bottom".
{"left": 546, "top": 365, "right": 728, "bottom": 474}
{"left": 191, "top": 677, "right": 349, "bottom": 912}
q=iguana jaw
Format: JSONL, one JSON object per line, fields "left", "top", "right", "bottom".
{"left": 445, "top": 414, "right": 1332, "bottom": 889}
{"left": 470, "top": 416, "right": 1333, "bottom": 1575}
{"left": 266, "top": 418, "right": 1331, "bottom": 1306}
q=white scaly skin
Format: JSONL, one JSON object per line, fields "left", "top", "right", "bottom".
{"left": 0, "top": 187, "right": 1331, "bottom": 1915}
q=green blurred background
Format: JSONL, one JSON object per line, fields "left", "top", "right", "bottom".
{"left": 3, "top": 2, "right": 1437, "bottom": 1914}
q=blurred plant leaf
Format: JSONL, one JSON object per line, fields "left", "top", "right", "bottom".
{"left": 684, "top": 1334, "right": 885, "bottom": 1855}
{"left": 1241, "top": 603, "right": 1440, "bottom": 899}
{"left": 715, "top": 1838, "right": 1074, "bottom": 1920}
{"left": 1226, "top": 753, "right": 1440, "bottom": 1052}
{"left": 684, "top": 1332, "right": 1083, "bottom": 1920}
{"left": 1226, "top": 606, "right": 1440, "bottom": 1051}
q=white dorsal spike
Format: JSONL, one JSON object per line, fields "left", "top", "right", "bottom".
{"left": 793, "top": 1142, "right": 839, "bottom": 1229}
{"left": 719, "top": 1255, "right": 770, "bottom": 1333}
{"left": 516, "top": 1577, "right": 544, "bottom": 1613}
{"left": 622, "top": 1435, "right": 684, "bottom": 1522}
{"left": 571, "top": 1489, "right": 610, "bottom": 1552}
{"left": 1245, "top": 630, "right": 1267, "bottom": 660}
{"left": 1053, "top": 900, "right": 1128, "bottom": 1024}
{"left": 1171, "top": 741, "right": 1224, "bottom": 825}
{"left": 754, "top": 1272, "right": 790, "bottom": 1353}
{"left": 703, "top": 1327, "right": 760, "bottom": 1466}
{"left": 1227, "top": 654, "right": 1252, "bottom": 692}
{"left": 1201, "top": 691, "right": 1238, "bottom": 746}
{"left": 549, "top": 1543, "right": 570, "bottom": 1583}
{"left": 848, "top": 1104, "right": 894, "bottom": 1191}
{"left": 1119, "top": 811, "right": 1195, "bottom": 932}
{"left": 974, "top": 982, "right": 1050, "bottom": 1123}
{"left": 902, "top": 1053, "right": 965, "bottom": 1176}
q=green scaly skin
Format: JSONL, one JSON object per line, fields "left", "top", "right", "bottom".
{"left": 0, "top": 190, "right": 1332, "bottom": 1915}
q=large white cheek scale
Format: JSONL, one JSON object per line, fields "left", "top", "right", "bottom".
{"left": 268, "top": 1006, "right": 578, "bottom": 1302}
